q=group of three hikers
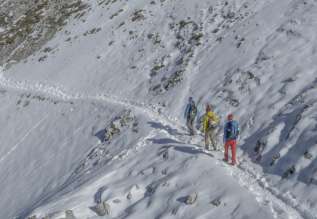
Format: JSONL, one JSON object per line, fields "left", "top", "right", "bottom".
{"left": 184, "top": 97, "right": 240, "bottom": 166}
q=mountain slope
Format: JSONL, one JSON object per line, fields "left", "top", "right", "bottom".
{"left": 0, "top": 0, "right": 317, "bottom": 218}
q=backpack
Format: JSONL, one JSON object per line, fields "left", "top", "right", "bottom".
{"left": 225, "top": 121, "right": 238, "bottom": 140}
{"left": 207, "top": 115, "right": 218, "bottom": 130}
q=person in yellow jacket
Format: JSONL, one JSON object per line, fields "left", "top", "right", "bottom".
{"left": 203, "top": 104, "right": 220, "bottom": 151}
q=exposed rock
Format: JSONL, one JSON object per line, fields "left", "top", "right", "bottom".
{"left": 149, "top": 19, "right": 202, "bottom": 95}
{"left": 254, "top": 139, "right": 267, "bottom": 154}
{"left": 210, "top": 198, "right": 221, "bottom": 207}
{"left": 255, "top": 51, "right": 270, "bottom": 64}
{"left": 283, "top": 165, "right": 296, "bottom": 178}
{"left": 127, "top": 192, "right": 132, "bottom": 200}
{"left": 104, "top": 109, "right": 136, "bottom": 142}
{"left": 64, "top": 210, "right": 76, "bottom": 219}
{"left": 185, "top": 192, "right": 198, "bottom": 205}
{"left": 223, "top": 11, "right": 235, "bottom": 19}
{"left": 162, "top": 150, "right": 169, "bottom": 160}
{"left": 0, "top": 0, "right": 89, "bottom": 66}
{"left": 145, "top": 184, "right": 157, "bottom": 196}
{"left": 70, "top": 110, "right": 137, "bottom": 180}
{"left": 131, "top": 10, "right": 145, "bottom": 22}
{"left": 270, "top": 153, "right": 280, "bottom": 166}
{"left": 91, "top": 200, "right": 111, "bottom": 216}
{"left": 304, "top": 151, "right": 313, "bottom": 160}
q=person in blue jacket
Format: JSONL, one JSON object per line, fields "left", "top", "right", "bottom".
{"left": 223, "top": 114, "right": 240, "bottom": 165}
{"left": 184, "top": 97, "right": 197, "bottom": 135}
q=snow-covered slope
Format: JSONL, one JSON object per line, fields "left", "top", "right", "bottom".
{"left": 0, "top": 0, "right": 317, "bottom": 218}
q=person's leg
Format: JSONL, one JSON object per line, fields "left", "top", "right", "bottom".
{"left": 210, "top": 128, "right": 217, "bottom": 150}
{"left": 186, "top": 118, "right": 192, "bottom": 135}
{"left": 224, "top": 141, "right": 229, "bottom": 161}
{"left": 208, "top": 130, "right": 213, "bottom": 150}
{"left": 205, "top": 131, "right": 209, "bottom": 150}
{"left": 205, "top": 130, "right": 212, "bottom": 150}
{"left": 231, "top": 140, "right": 237, "bottom": 165}
{"left": 189, "top": 117, "right": 195, "bottom": 135}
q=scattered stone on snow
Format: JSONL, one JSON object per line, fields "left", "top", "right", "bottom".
{"left": 304, "top": 151, "right": 313, "bottom": 160}
{"left": 283, "top": 165, "right": 296, "bottom": 178}
{"left": 185, "top": 192, "right": 198, "bottom": 205}
{"left": 210, "top": 198, "right": 221, "bottom": 207}
{"left": 91, "top": 200, "right": 111, "bottom": 216}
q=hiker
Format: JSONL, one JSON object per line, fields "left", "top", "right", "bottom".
{"left": 203, "top": 104, "right": 219, "bottom": 151}
{"left": 184, "top": 97, "right": 197, "bottom": 135}
{"left": 223, "top": 114, "right": 240, "bottom": 165}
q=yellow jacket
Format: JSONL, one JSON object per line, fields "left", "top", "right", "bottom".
{"left": 203, "top": 111, "right": 219, "bottom": 132}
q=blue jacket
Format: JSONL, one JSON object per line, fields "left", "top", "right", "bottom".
{"left": 224, "top": 120, "right": 239, "bottom": 141}
{"left": 184, "top": 101, "right": 195, "bottom": 119}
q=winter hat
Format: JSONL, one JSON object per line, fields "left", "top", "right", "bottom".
{"left": 227, "top": 114, "right": 234, "bottom": 120}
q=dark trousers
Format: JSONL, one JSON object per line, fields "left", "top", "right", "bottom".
{"left": 186, "top": 117, "right": 195, "bottom": 135}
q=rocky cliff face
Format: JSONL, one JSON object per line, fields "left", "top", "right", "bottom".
{"left": 0, "top": 0, "right": 88, "bottom": 66}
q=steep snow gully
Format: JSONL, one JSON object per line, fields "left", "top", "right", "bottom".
{"left": 0, "top": 69, "right": 308, "bottom": 219}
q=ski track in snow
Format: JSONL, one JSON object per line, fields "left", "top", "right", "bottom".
{"left": 0, "top": 115, "right": 48, "bottom": 165}
{"left": 0, "top": 71, "right": 307, "bottom": 219}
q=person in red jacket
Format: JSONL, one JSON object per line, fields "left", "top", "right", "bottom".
{"left": 223, "top": 114, "right": 240, "bottom": 165}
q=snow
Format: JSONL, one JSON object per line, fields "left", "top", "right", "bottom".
{"left": 0, "top": 0, "right": 317, "bottom": 218}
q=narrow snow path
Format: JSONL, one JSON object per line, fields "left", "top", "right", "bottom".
{"left": 0, "top": 70, "right": 307, "bottom": 219}
{"left": 218, "top": 154, "right": 303, "bottom": 219}
{"left": 0, "top": 69, "right": 184, "bottom": 131}
{"left": 166, "top": 131, "right": 306, "bottom": 219}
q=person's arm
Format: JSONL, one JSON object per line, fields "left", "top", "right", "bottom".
{"left": 214, "top": 113, "right": 220, "bottom": 124}
{"left": 210, "top": 112, "right": 219, "bottom": 124}
{"left": 236, "top": 121, "right": 240, "bottom": 137}
{"left": 223, "top": 122, "right": 227, "bottom": 143}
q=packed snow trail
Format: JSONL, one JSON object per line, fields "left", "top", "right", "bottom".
{"left": 218, "top": 154, "right": 304, "bottom": 219}
{"left": 0, "top": 69, "right": 184, "bottom": 131}
{"left": 237, "top": 159, "right": 316, "bottom": 219}
{"left": 0, "top": 70, "right": 307, "bottom": 219}
{"left": 167, "top": 132, "right": 307, "bottom": 219}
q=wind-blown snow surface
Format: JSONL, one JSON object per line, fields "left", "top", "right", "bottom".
{"left": 1, "top": 0, "right": 317, "bottom": 218}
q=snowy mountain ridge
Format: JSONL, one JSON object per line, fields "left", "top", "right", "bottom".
{"left": 0, "top": 0, "right": 317, "bottom": 218}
